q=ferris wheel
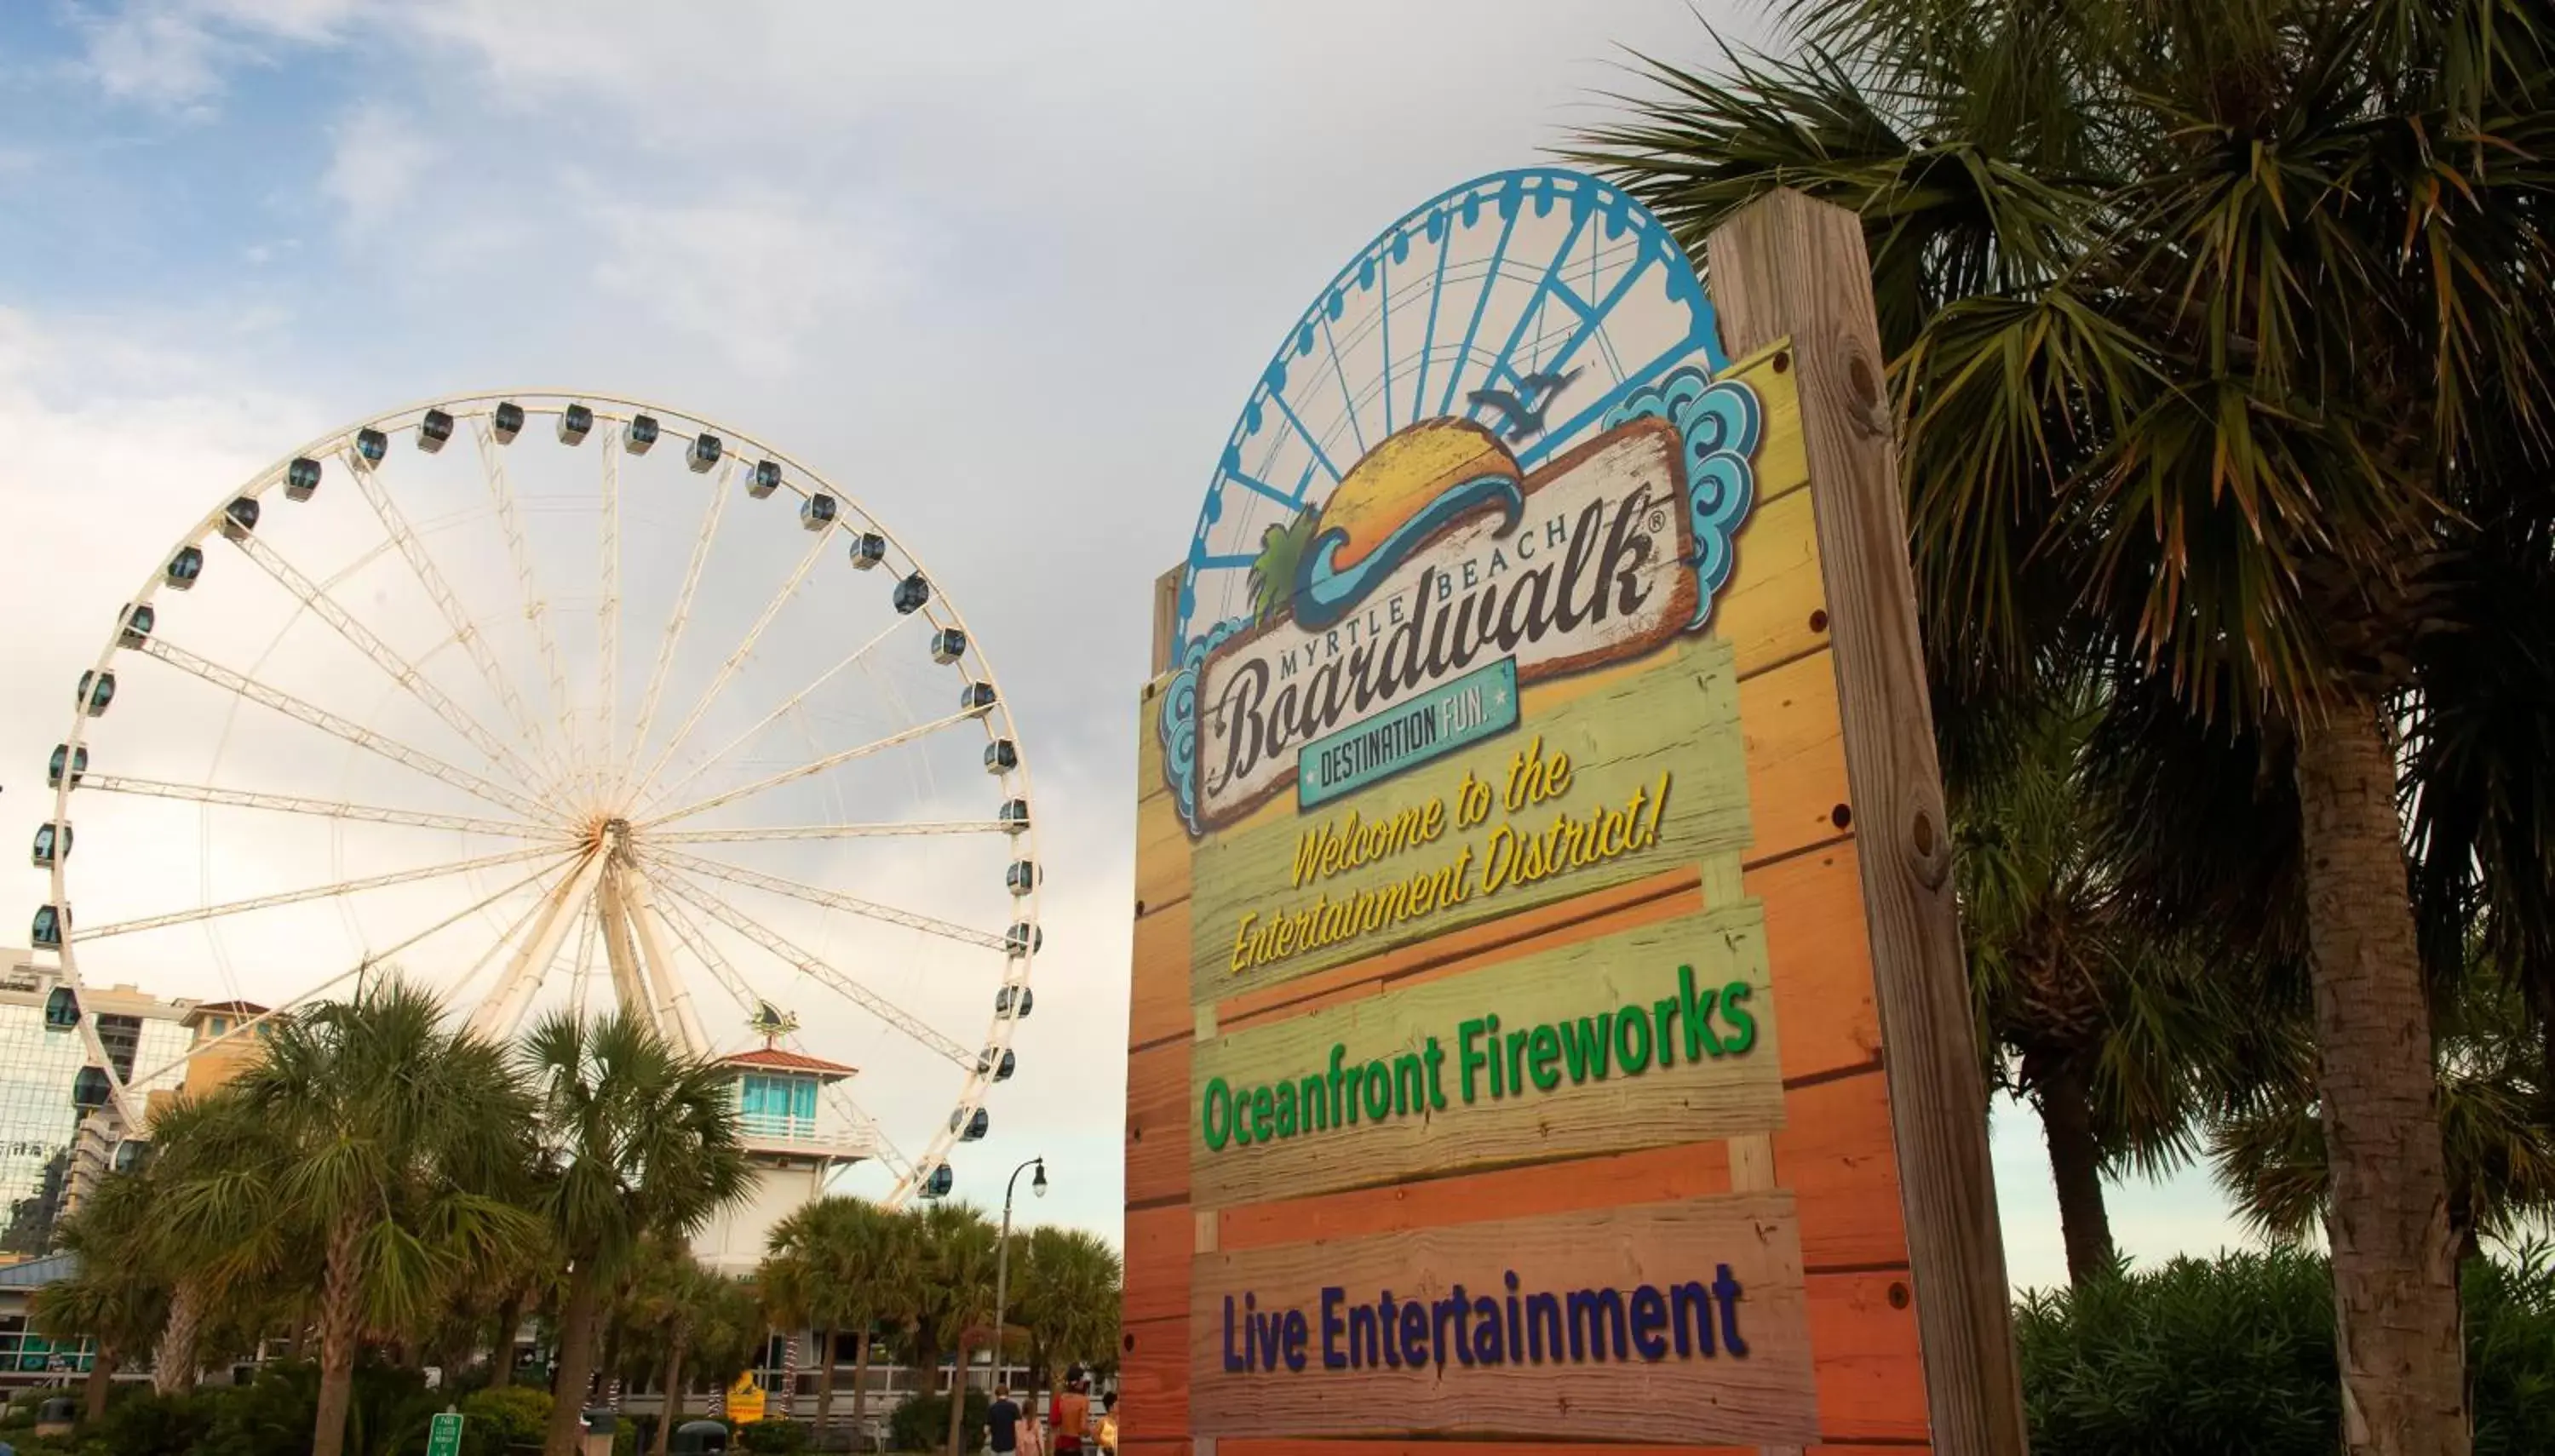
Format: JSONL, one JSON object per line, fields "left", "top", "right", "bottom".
{"left": 32, "top": 393, "right": 1039, "bottom": 1207}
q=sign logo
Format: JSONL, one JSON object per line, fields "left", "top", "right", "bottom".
{"left": 1162, "top": 367, "right": 1763, "bottom": 834}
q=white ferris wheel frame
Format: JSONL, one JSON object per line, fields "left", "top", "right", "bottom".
{"left": 41, "top": 391, "right": 1040, "bottom": 1207}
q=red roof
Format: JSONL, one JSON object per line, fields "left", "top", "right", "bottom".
{"left": 183, "top": 1000, "right": 270, "bottom": 1024}
{"left": 722, "top": 1046, "right": 858, "bottom": 1080}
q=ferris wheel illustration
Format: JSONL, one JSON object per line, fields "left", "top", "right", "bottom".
{"left": 32, "top": 393, "right": 1038, "bottom": 1207}
{"left": 1168, "top": 166, "right": 1730, "bottom": 660}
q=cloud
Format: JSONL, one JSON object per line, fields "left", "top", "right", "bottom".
{"left": 319, "top": 102, "right": 437, "bottom": 234}
{"left": 75, "top": 0, "right": 366, "bottom": 112}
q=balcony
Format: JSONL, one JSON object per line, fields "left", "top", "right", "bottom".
{"left": 735, "top": 1111, "right": 876, "bottom": 1161}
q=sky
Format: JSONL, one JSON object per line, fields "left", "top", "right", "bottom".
{"left": 0, "top": 0, "right": 2266, "bottom": 1290}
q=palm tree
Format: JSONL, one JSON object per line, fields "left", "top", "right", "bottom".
{"left": 520, "top": 1011, "right": 752, "bottom": 1456}
{"left": 2215, "top": 956, "right": 2555, "bottom": 1261}
{"left": 32, "top": 1171, "right": 169, "bottom": 1423}
{"left": 686, "top": 1271, "right": 767, "bottom": 1436}
{"left": 1579, "top": 7, "right": 2555, "bottom": 1447}
{"left": 621, "top": 1237, "right": 719, "bottom": 1456}
{"left": 1951, "top": 684, "right": 2281, "bottom": 1283}
{"left": 1015, "top": 1228, "right": 1122, "bottom": 1393}
{"left": 227, "top": 977, "right": 539, "bottom": 1456}
{"left": 762, "top": 1195, "right": 908, "bottom": 1436}
{"left": 904, "top": 1203, "right": 1000, "bottom": 1456}
{"left": 141, "top": 1086, "right": 302, "bottom": 1396}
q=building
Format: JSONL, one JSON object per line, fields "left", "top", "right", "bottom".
{"left": 0, "top": 948, "right": 199, "bottom": 1257}
{"left": 689, "top": 1044, "right": 876, "bottom": 1276}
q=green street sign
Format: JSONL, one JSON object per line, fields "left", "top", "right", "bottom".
{"left": 426, "top": 1411, "right": 464, "bottom": 1456}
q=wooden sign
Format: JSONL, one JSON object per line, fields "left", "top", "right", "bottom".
{"left": 1123, "top": 175, "right": 2027, "bottom": 1456}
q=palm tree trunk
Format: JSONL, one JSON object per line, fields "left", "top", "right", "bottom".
{"left": 650, "top": 1338, "right": 686, "bottom": 1456}
{"left": 817, "top": 1329, "right": 837, "bottom": 1430}
{"left": 2294, "top": 700, "right": 2470, "bottom": 1456}
{"left": 312, "top": 1215, "right": 369, "bottom": 1456}
{"left": 82, "top": 1342, "right": 116, "bottom": 1423}
{"left": 154, "top": 1275, "right": 207, "bottom": 1396}
{"left": 600, "top": 1312, "right": 624, "bottom": 1411}
{"left": 542, "top": 1261, "right": 606, "bottom": 1456}
{"left": 849, "top": 1330, "right": 873, "bottom": 1441}
{"left": 2037, "top": 1059, "right": 2116, "bottom": 1285}
{"left": 944, "top": 1336, "right": 970, "bottom": 1456}
{"left": 488, "top": 1286, "right": 525, "bottom": 1389}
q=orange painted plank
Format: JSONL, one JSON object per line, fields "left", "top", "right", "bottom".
{"left": 1751, "top": 837, "right": 1883, "bottom": 1083}
{"left": 1122, "top": 1203, "right": 1192, "bottom": 1326}
{"left": 1807, "top": 1270, "right": 1929, "bottom": 1443}
{"left": 1129, "top": 900, "right": 1194, "bottom": 1051}
{"left": 1126, "top": 1041, "right": 1191, "bottom": 1207}
{"left": 1737, "top": 647, "right": 1853, "bottom": 866}
{"left": 1117, "top": 1314, "right": 1190, "bottom": 1444}
{"left": 1217, "top": 1138, "right": 1735, "bottom": 1252}
{"left": 1777, "top": 1070, "right": 1909, "bottom": 1270}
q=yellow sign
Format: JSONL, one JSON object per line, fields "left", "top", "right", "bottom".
{"left": 726, "top": 1373, "right": 766, "bottom": 1425}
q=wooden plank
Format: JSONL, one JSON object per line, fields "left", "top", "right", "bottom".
{"left": 1127, "top": 1040, "right": 1191, "bottom": 1207}
{"left": 1135, "top": 686, "right": 1196, "bottom": 915}
{"left": 1737, "top": 648, "right": 1853, "bottom": 868}
{"left": 1217, "top": 1138, "right": 1734, "bottom": 1253}
{"left": 1220, "top": 1446, "right": 1921, "bottom": 1456}
{"left": 1191, "top": 1195, "right": 1817, "bottom": 1445}
{"left": 1716, "top": 485, "right": 1831, "bottom": 681}
{"left": 1193, "top": 903, "right": 1783, "bottom": 1207}
{"left": 1122, "top": 1313, "right": 1192, "bottom": 1444}
{"left": 1777, "top": 1070, "right": 1909, "bottom": 1270}
{"left": 1751, "top": 840, "right": 1882, "bottom": 1084}
{"left": 1131, "top": 900, "right": 1194, "bottom": 1051}
{"left": 1153, "top": 565, "right": 1186, "bottom": 676}
{"left": 1126, "top": 1204, "right": 1194, "bottom": 1326}
{"left": 1710, "top": 186, "right": 2024, "bottom": 1456}
{"left": 1189, "top": 634, "right": 1751, "bottom": 1007}
{"left": 1805, "top": 1270, "right": 1927, "bottom": 1443}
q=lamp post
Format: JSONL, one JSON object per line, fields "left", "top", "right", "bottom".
{"left": 990, "top": 1155, "right": 1047, "bottom": 1396}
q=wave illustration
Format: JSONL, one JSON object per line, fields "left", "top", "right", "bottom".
{"left": 1289, "top": 471, "right": 1525, "bottom": 631}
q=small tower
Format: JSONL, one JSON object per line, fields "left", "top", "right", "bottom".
{"left": 690, "top": 1005, "right": 876, "bottom": 1276}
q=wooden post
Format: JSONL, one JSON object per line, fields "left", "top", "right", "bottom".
{"left": 1706, "top": 187, "right": 2030, "bottom": 1456}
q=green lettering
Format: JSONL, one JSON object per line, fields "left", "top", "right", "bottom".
{"left": 1721, "top": 981, "right": 1758, "bottom": 1053}
{"left": 1528, "top": 1025, "right": 1562, "bottom": 1092}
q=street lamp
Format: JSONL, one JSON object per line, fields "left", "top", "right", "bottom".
{"left": 990, "top": 1156, "right": 1047, "bottom": 1396}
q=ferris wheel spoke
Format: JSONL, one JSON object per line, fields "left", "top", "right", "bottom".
{"left": 638, "top": 611, "right": 916, "bottom": 814}
{"left": 630, "top": 530, "right": 833, "bottom": 798}
{"left": 342, "top": 449, "right": 555, "bottom": 773}
{"left": 828, "top": 1086, "right": 912, "bottom": 1184}
{"left": 646, "top": 846, "right": 1007, "bottom": 951}
{"left": 474, "top": 417, "right": 581, "bottom": 785}
{"left": 647, "top": 863, "right": 979, "bottom": 1063}
{"left": 641, "top": 707, "right": 984, "bottom": 830}
{"left": 620, "top": 456, "right": 736, "bottom": 799}
{"left": 468, "top": 847, "right": 610, "bottom": 1040}
{"left": 79, "top": 843, "right": 576, "bottom": 942}
{"left": 648, "top": 820, "right": 1007, "bottom": 845}
{"left": 80, "top": 774, "right": 567, "bottom": 840}
{"left": 594, "top": 432, "right": 623, "bottom": 802}
{"left": 118, "top": 853, "right": 572, "bottom": 1090}
{"left": 134, "top": 637, "right": 552, "bottom": 820}
{"left": 616, "top": 863, "right": 713, "bottom": 1056}
{"left": 566, "top": 896, "right": 601, "bottom": 1022}
{"left": 451, "top": 860, "right": 583, "bottom": 1013}
{"left": 220, "top": 530, "right": 553, "bottom": 797}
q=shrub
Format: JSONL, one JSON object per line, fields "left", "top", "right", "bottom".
{"left": 738, "top": 1417, "right": 813, "bottom": 1452}
{"left": 459, "top": 1383, "right": 552, "bottom": 1453}
{"left": 2016, "top": 1245, "right": 2555, "bottom": 1456}
{"left": 89, "top": 1389, "right": 219, "bottom": 1456}
{"left": 888, "top": 1390, "right": 985, "bottom": 1453}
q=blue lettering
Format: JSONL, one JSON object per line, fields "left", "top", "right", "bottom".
{"left": 1321, "top": 1287, "right": 1347, "bottom": 1369}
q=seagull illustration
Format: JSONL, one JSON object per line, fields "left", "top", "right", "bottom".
{"left": 1466, "top": 366, "right": 1585, "bottom": 442}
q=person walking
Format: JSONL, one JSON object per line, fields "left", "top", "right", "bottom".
{"left": 1051, "top": 1373, "right": 1091, "bottom": 1456}
{"left": 989, "top": 1386, "right": 1024, "bottom": 1456}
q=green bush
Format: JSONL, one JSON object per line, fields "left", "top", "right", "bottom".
{"left": 738, "top": 1416, "right": 812, "bottom": 1452}
{"left": 888, "top": 1390, "right": 985, "bottom": 1453}
{"left": 459, "top": 1383, "right": 552, "bottom": 1454}
{"left": 2017, "top": 1246, "right": 2555, "bottom": 1456}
